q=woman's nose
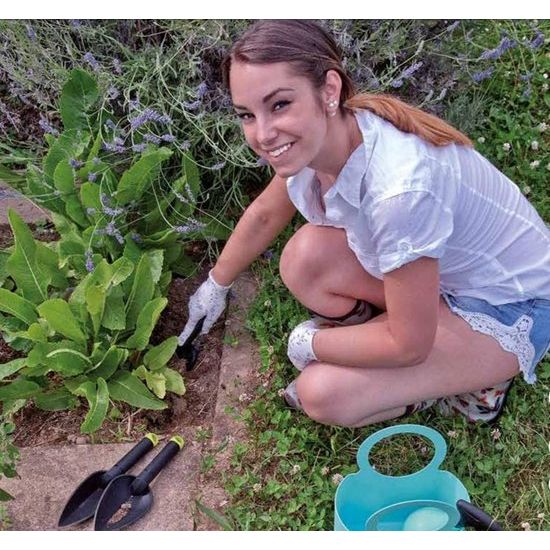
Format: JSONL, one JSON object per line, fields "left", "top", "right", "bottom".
{"left": 255, "top": 116, "right": 278, "bottom": 146}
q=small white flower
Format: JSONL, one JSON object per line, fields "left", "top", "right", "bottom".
{"left": 523, "top": 185, "right": 532, "bottom": 195}
{"left": 491, "top": 428, "right": 502, "bottom": 440}
{"left": 264, "top": 299, "right": 272, "bottom": 307}
{"left": 477, "top": 137, "right": 486, "bottom": 144}
{"left": 531, "top": 140, "right": 539, "bottom": 150}
{"left": 252, "top": 483, "right": 262, "bottom": 493}
{"left": 291, "top": 464, "right": 301, "bottom": 475}
{"left": 503, "top": 142, "right": 511, "bottom": 151}
{"left": 447, "top": 430, "right": 458, "bottom": 439}
{"left": 543, "top": 83, "right": 549, "bottom": 92}
{"left": 543, "top": 73, "right": 548, "bottom": 79}
{"left": 530, "top": 160, "right": 540, "bottom": 169}
{"left": 331, "top": 473, "right": 344, "bottom": 486}
{"left": 321, "top": 466, "right": 330, "bottom": 476}
{"left": 521, "top": 521, "right": 531, "bottom": 530}
{"left": 277, "top": 388, "right": 286, "bottom": 398}
{"left": 538, "top": 122, "right": 548, "bottom": 132}
{"left": 537, "top": 513, "right": 545, "bottom": 519}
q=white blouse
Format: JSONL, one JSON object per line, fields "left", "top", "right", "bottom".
{"left": 286, "top": 109, "right": 550, "bottom": 305}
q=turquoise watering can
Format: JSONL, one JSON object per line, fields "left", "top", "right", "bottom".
{"left": 334, "top": 424, "right": 503, "bottom": 531}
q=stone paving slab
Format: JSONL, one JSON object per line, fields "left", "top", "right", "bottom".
{"left": 3, "top": 272, "right": 260, "bottom": 531}
{"left": 0, "top": 181, "right": 51, "bottom": 224}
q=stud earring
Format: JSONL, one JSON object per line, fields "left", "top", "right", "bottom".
{"left": 328, "top": 99, "right": 338, "bottom": 117}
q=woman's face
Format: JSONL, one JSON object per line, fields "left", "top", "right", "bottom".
{"left": 229, "top": 61, "right": 330, "bottom": 178}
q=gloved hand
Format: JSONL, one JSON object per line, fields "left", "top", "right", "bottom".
{"left": 177, "top": 269, "right": 233, "bottom": 345}
{"left": 287, "top": 319, "right": 320, "bottom": 371}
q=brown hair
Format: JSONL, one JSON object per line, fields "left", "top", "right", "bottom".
{"left": 222, "top": 20, "right": 472, "bottom": 148}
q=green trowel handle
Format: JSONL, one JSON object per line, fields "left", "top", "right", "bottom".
{"left": 130, "top": 436, "right": 184, "bottom": 495}
{"left": 103, "top": 433, "right": 159, "bottom": 484}
{"left": 457, "top": 499, "right": 503, "bottom": 531}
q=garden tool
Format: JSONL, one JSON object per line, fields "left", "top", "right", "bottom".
{"left": 175, "top": 316, "right": 205, "bottom": 371}
{"left": 94, "top": 435, "right": 185, "bottom": 530}
{"left": 58, "top": 433, "right": 159, "bottom": 527}
{"left": 334, "top": 424, "right": 503, "bottom": 531}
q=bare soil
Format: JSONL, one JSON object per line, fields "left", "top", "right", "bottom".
{"left": 0, "top": 222, "right": 225, "bottom": 447}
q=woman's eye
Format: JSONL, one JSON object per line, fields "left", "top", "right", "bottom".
{"left": 236, "top": 112, "right": 252, "bottom": 121}
{"left": 274, "top": 100, "right": 290, "bottom": 111}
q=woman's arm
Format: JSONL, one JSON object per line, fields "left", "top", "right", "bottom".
{"left": 312, "top": 257, "right": 441, "bottom": 368}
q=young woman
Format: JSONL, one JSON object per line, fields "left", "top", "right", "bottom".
{"left": 177, "top": 20, "right": 550, "bottom": 428}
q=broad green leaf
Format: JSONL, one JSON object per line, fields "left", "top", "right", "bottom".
{"left": 6, "top": 209, "right": 49, "bottom": 303}
{"left": 170, "top": 252, "right": 197, "bottom": 277}
{"left": 13, "top": 321, "right": 48, "bottom": 343}
{"left": 59, "top": 68, "right": 99, "bottom": 131}
{"left": 134, "top": 365, "right": 166, "bottom": 399}
{"left": 53, "top": 159, "right": 88, "bottom": 226}
{"left": 85, "top": 284, "right": 105, "bottom": 335}
{"left": 116, "top": 148, "right": 173, "bottom": 205}
{"left": 80, "top": 180, "right": 102, "bottom": 211}
{"left": 125, "top": 254, "right": 154, "bottom": 329}
{"left": 44, "top": 129, "right": 90, "bottom": 183}
{"left": 26, "top": 164, "right": 66, "bottom": 215}
{"left": 81, "top": 378, "right": 109, "bottom": 433}
{"left": 143, "top": 336, "right": 178, "bottom": 371}
{"left": 141, "top": 228, "right": 180, "bottom": 247}
{"left": 37, "top": 299, "right": 86, "bottom": 344}
{"left": 90, "top": 346, "right": 128, "bottom": 380}
{"left": 0, "top": 380, "right": 41, "bottom": 401}
{"left": 110, "top": 257, "right": 134, "bottom": 287}
{"left": 0, "top": 358, "right": 26, "bottom": 381}
{"left": 35, "top": 241, "right": 69, "bottom": 289}
{"left": 161, "top": 366, "right": 186, "bottom": 396}
{"left": 146, "top": 249, "right": 164, "bottom": 285}
{"left": 0, "top": 288, "right": 38, "bottom": 325}
{"left": 101, "top": 285, "right": 126, "bottom": 330}
{"left": 27, "top": 341, "right": 91, "bottom": 376}
{"left": 0, "top": 164, "right": 26, "bottom": 190}
{"left": 34, "top": 388, "right": 79, "bottom": 411}
{"left": 108, "top": 371, "right": 167, "bottom": 410}
{"left": 125, "top": 297, "right": 167, "bottom": 351}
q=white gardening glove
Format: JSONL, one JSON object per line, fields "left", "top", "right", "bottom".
{"left": 177, "top": 269, "right": 233, "bottom": 345}
{"left": 287, "top": 319, "right": 320, "bottom": 371}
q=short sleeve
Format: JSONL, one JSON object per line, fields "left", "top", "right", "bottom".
{"left": 370, "top": 190, "right": 454, "bottom": 273}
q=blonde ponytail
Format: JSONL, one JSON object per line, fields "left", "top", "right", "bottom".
{"left": 344, "top": 93, "right": 473, "bottom": 148}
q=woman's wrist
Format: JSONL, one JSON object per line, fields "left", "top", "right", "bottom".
{"left": 209, "top": 268, "right": 234, "bottom": 289}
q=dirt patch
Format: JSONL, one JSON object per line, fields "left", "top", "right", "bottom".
{"left": 0, "top": 220, "right": 226, "bottom": 446}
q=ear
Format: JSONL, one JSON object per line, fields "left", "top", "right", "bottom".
{"left": 321, "top": 69, "right": 343, "bottom": 106}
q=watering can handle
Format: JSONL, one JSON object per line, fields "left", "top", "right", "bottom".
{"left": 357, "top": 424, "right": 447, "bottom": 476}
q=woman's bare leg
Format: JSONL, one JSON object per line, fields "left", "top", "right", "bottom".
{"left": 279, "top": 223, "right": 520, "bottom": 427}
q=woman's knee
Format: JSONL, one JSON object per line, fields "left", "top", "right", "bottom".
{"left": 295, "top": 363, "right": 363, "bottom": 427}
{"left": 279, "top": 223, "right": 327, "bottom": 290}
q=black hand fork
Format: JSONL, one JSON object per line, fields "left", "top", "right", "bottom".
{"left": 175, "top": 316, "right": 205, "bottom": 371}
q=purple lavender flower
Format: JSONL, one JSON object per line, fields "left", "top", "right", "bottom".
{"left": 105, "top": 119, "right": 117, "bottom": 130}
{"left": 83, "top": 52, "right": 100, "bottom": 72}
{"left": 88, "top": 172, "right": 97, "bottom": 182}
{"left": 527, "top": 31, "right": 545, "bottom": 49}
{"left": 132, "top": 143, "right": 147, "bottom": 153}
{"left": 256, "top": 157, "right": 269, "bottom": 167}
{"left": 69, "top": 159, "right": 83, "bottom": 169}
{"left": 70, "top": 20, "right": 82, "bottom": 29}
{"left": 209, "top": 161, "right": 226, "bottom": 171}
{"left": 100, "top": 193, "right": 112, "bottom": 206}
{"left": 105, "top": 222, "right": 117, "bottom": 236}
{"left": 26, "top": 24, "right": 36, "bottom": 41}
{"left": 129, "top": 108, "right": 171, "bottom": 130}
{"left": 102, "top": 205, "right": 125, "bottom": 216}
{"left": 182, "top": 100, "right": 201, "bottom": 111}
{"left": 480, "top": 37, "right": 516, "bottom": 61}
{"left": 113, "top": 58, "right": 123, "bottom": 75}
{"left": 181, "top": 140, "right": 191, "bottom": 151}
{"left": 93, "top": 157, "right": 100, "bottom": 166}
{"left": 446, "top": 21, "right": 460, "bottom": 33}
{"left": 392, "top": 61, "right": 424, "bottom": 88}
{"left": 161, "top": 134, "right": 176, "bottom": 143}
{"left": 262, "top": 250, "right": 274, "bottom": 261}
{"left": 107, "top": 86, "right": 120, "bottom": 100}
{"left": 39, "top": 116, "right": 59, "bottom": 136}
{"left": 103, "top": 141, "right": 125, "bottom": 153}
{"left": 472, "top": 67, "right": 495, "bottom": 83}
{"left": 85, "top": 250, "right": 95, "bottom": 273}
{"left": 197, "top": 82, "right": 209, "bottom": 99}
{"left": 128, "top": 98, "right": 140, "bottom": 110}
{"left": 130, "top": 232, "right": 142, "bottom": 243}
{"left": 174, "top": 219, "right": 206, "bottom": 234}
{"left": 143, "top": 133, "right": 161, "bottom": 145}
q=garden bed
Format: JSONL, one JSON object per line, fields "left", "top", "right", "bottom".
{"left": 0, "top": 221, "right": 226, "bottom": 447}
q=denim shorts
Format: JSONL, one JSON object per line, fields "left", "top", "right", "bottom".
{"left": 442, "top": 293, "right": 550, "bottom": 385}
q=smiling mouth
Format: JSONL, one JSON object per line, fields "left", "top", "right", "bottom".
{"left": 266, "top": 142, "right": 295, "bottom": 159}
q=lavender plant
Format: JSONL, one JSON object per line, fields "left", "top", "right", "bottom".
{"left": 0, "top": 68, "right": 230, "bottom": 433}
